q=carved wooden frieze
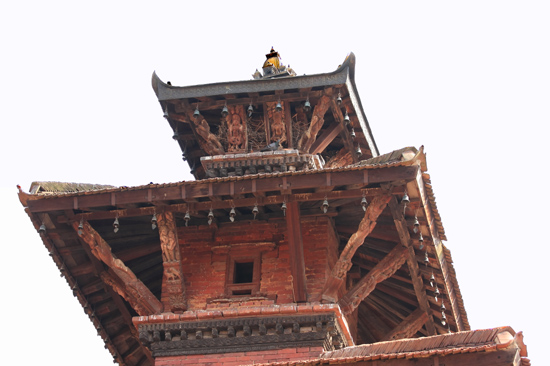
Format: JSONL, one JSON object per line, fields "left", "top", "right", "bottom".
{"left": 138, "top": 314, "right": 347, "bottom": 356}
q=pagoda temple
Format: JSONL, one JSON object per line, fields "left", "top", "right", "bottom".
{"left": 18, "top": 49, "right": 529, "bottom": 366}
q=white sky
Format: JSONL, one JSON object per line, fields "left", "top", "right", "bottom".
{"left": 1, "top": 1, "right": 548, "bottom": 365}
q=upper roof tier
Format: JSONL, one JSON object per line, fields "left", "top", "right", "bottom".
{"left": 152, "top": 51, "right": 379, "bottom": 180}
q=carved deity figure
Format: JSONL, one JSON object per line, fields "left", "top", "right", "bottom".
{"left": 266, "top": 101, "right": 286, "bottom": 144}
{"left": 226, "top": 105, "right": 247, "bottom": 152}
{"left": 158, "top": 212, "right": 179, "bottom": 263}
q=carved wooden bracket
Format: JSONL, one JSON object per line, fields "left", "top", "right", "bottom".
{"left": 388, "top": 196, "right": 436, "bottom": 335}
{"left": 157, "top": 211, "right": 187, "bottom": 312}
{"left": 297, "top": 89, "right": 332, "bottom": 152}
{"left": 72, "top": 221, "right": 164, "bottom": 316}
{"left": 338, "top": 244, "right": 408, "bottom": 314}
{"left": 322, "top": 192, "right": 392, "bottom": 302}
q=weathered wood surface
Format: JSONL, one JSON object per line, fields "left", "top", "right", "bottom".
{"left": 338, "top": 244, "right": 408, "bottom": 314}
{"left": 157, "top": 211, "right": 187, "bottom": 311}
{"left": 72, "top": 220, "right": 164, "bottom": 315}
{"left": 388, "top": 196, "right": 436, "bottom": 335}
{"left": 322, "top": 192, "right": 393, "bottom": 302}
{"left": 285, "top": 201, "right": 307, "bottom": 302}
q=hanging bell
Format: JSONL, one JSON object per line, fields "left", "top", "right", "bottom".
{"left": 172, "top": 128, "right": 179, "bottom": 140}
{"left": 252, "top": 204, "right": 259, "bottom": 219}
{"left": 113, "top": 217, "right": 120, "bottom": 233}
{"left": 78, "top": 219, "right": 84, "bottom": 236}
{"left": 343, "top": 112, "right": 350, "bottom": 125}
{"left": 322, "top": 198, "right": 329, "bottom": 214}
{"left": 193, "top": 106, "right": 200, "bottom": 119}
{"left": 247, "top": 103, "right": 254, "bottom": 117}
{"left": 304, "top": 98, "right": 311, "bottom": 112}
{"left": 441, "top": 312, "right": 446, "bottom": 326}
{"left": 151, "top": 213, "right": 157, "bottom": 230}
{"left": 430, "top": 272, "right": 435, "bottom": 287}
{"left": 221, "top": 103, "right": 229, "bottom": 117}
{"left": 163, "top": 106, "right": 169, "bottom": 119}
{"left": 355, "top": 145, "right": 362, "bottom": 157}
{"left": 441, "top": 301, "right": 446, "bottom": 311}
{"left": 281, "top": 201, "right": 287, "bottom": 216}
{"left": 418, "top": 232, "right": 424, "bottom": 250}
{"left": 413, "top": 216, "right": 420, "bottom": 233}
{"left": 229, "top": 207, "right": 236, "bottom": 222}
{"left": 38, "top": 222, "right": 46, "bottom": 233}
{"left": 276, "top": 100, "right": 282, "bottom": 112}
{"left": 361, "top": 196, "right": 368, "bottom": 211}
{"left": 434, "top": 286, "right": 440, "bottom": 296}
{"left": 401, "top": 192, "right": 410, "bottom": 205}
{"left": 424, "top": 251, "right": 429, "bottom": 265}
{"left": 350, "top": 128, "right": 356, "bottom": 139}
{"left": 208, "top": 209, "right": 214, "bottom": 225}
{"left": 336, "top": 92, "right": 342, "bottom": 106}
{"left": 184, "top": 211, "right": 190, "bottom": 226}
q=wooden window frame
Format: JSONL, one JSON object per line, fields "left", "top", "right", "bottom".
{"left": 225, "top": 254, "right": 261, "bottom": 297}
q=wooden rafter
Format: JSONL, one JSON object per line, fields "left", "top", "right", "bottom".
{"left": 322, "top": 192, "right": 393, "bottom": 302}
{"left": 310, "top": 122, "right": 344, "bottom": 154}
{"left": 285, "top": 201, "right": 307, "bottom": 302}
{"left": 388, "top": 196, "right": 436, "bottom": 335}
{"left": 298, "top": 89, "right": 332, "bottom": 152}
{"left": 157, "top": 211, "right": 187, "bottom": 311}
{"left": 72, "top": 221, "right": 164, "bottom": 316}
{"left": 382, "top": 307, "right": 429, "bottom": 341}
{"left": 338, "top": 244, "right": 408, "bottom": 314}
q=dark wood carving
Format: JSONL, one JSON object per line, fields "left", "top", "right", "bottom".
{"left": 322, "top": 192, "right": 392, "bottom": 302}
{"left": 138, "top": 314, "right": 347, "bottom": 357}
{"left": 72, "top": 221, "right": 164, "bottom": 316}
{"left": 158, "top": 211, "right": 187, "bottom": 312}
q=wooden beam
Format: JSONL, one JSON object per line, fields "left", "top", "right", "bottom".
{"left": 29, "top": 166, "right": 419, "bottom": 213}
{"left": 388, "top": 196, "right": 436, "bottom": 335}
{"left": 310, "top": 122, "right": 344, "bottom": 154}
{"left": 338, "top": 244, "right": 408, "bottom": 314}
{"left": 72, "top": 221, "right": 164, "bottom": 315}
{"left": 285, "top": 201, "right": 307, "bottom": 302}
{"left": 322, "top": 192, "right": 393, "bottom": 302}
{"left": 158, "top": 211, "right": 187, "bottom": 311}
{"left": 382, "top": 307, "right": 428, "bottom": 341}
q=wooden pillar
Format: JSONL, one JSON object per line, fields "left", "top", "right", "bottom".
{"left": 158, "top": 211, "right": 187, "bottom": 312}
{"left": 286, "top": 201, "right": 307, "bottom": 302}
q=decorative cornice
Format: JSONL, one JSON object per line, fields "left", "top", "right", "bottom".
{"left": 138, "top": 314, "right": 348, "bottom": 357}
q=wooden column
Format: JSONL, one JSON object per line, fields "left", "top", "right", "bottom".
{"left": 72, "top": 221, "right": 163, "bottom": 316}
{"left": 286, "top": 201, "right": 307, "bottom": 302}
{"left": 338, "top": 244, "right": 408, "bottom": 314}
{"left": 388, "top": 196, "right": 436, "bottom": 335}
{"left": 322, "top": 192, "right": 392, "bottom": 302}
{"left": 157, "top": 211, "right": 187, "bottom": 312}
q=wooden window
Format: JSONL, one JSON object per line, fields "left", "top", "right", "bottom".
{"left": 226, "top": 255, "right": 260, "bottom": 297}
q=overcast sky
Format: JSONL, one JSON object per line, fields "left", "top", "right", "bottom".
{"left": 1, "top": 1, "right": 548, "bottom": 365}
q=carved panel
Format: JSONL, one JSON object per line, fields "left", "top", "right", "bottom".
{"left": 225, "top": 105, "right": 248, "bottom": 152}
{"left": 265, "top": 101, "right": 286, "bottom": 145}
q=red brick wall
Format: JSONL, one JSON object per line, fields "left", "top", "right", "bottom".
{"left": 155, "top": 346, "right": 323, "bottom": 366}
{"left": 177, "top": 216, "right": 340, "bottom": 310}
